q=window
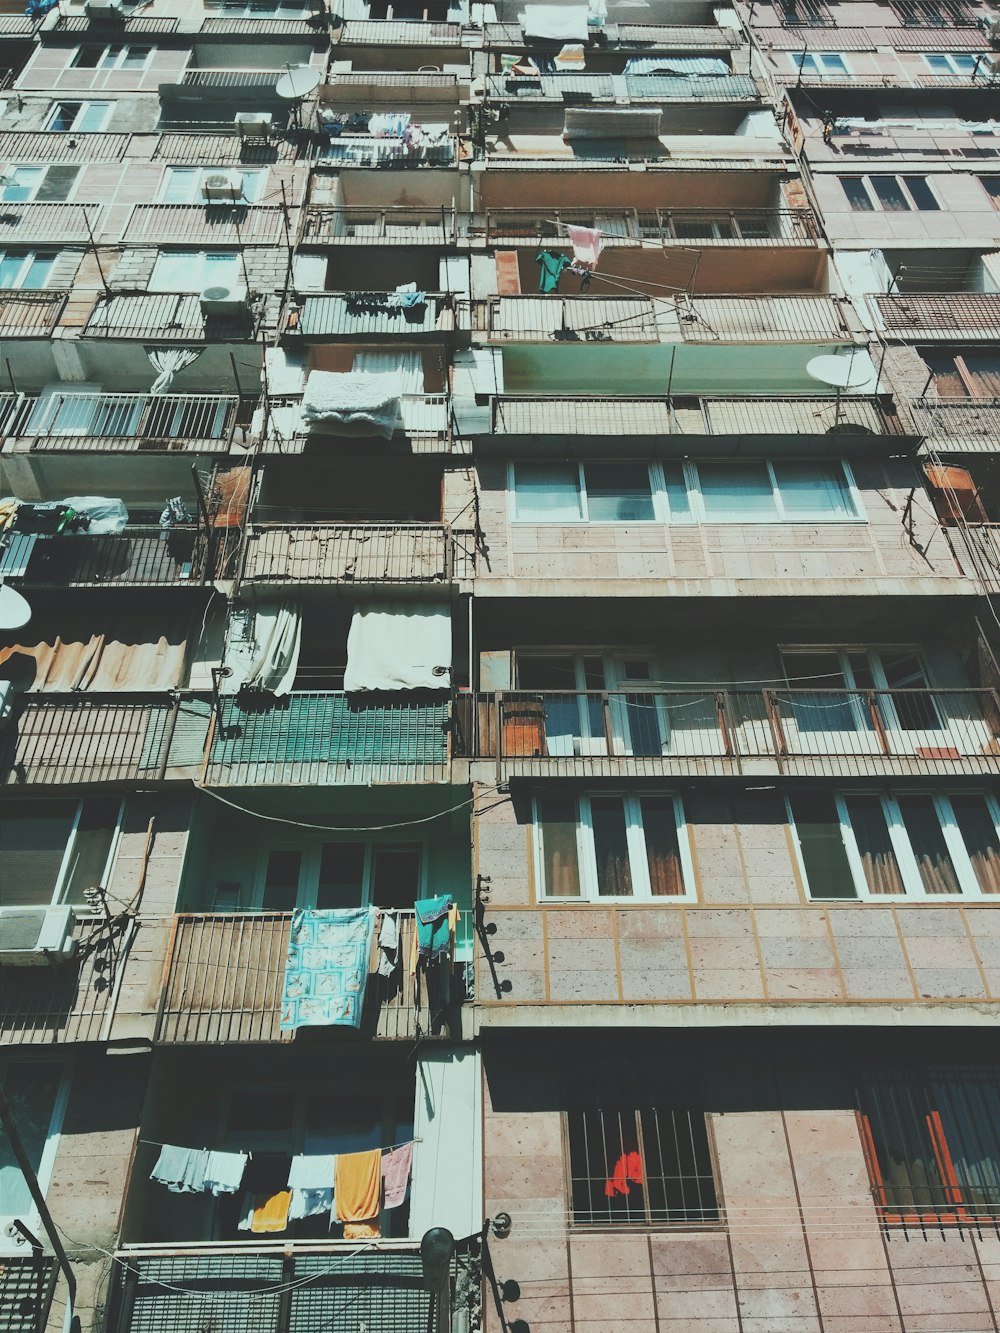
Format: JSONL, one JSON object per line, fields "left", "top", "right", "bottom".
{"left": 149, "top": 250, "right": 241, "bottom": 293}
{"left": 71, "top": 44, "right": 153, "bottom": 70}
{"left": 0, "top": 251, "right": 54, "bottom": 289}
{"left": 788, "top": 52, "right": 849, "bottom": 75}
{"left": 247, "top": 841, "right": 423, "bottom": 912}
{"left": 0, "top": 799, "right": 122, "bottom": 907}
{"left": 210, "top": 0, "right": 313, "bottom": 14}
{"left": 46, "top": 101, "right": 112, "bottom": 132}
{"left": 979, "top": 177, "right": 1000, "bottom": 209}
{"left": 779, "top": 0, "right": 833, "bottom": 26}
{"left": 534, "top": 792, "right": 691, "bottom": 901}
{"left": 840, "top": 175, "right": 939, "bottom": 212}
{"left": 157, "top": 167, "right": 265, "bottom": 204}
{"left": 0, "top": 165, "right": 79, "bottom": 203}
{"left": 0, "top": 1060, "right": 68, "bottom": 1228}
{"left": 891, "top": 0, "right": 976, "bottom": 26}
{"left": 788, "top": 790, "right": 1000, "bottom": 900}
{"left": 780, "top": 646, "right": 943, "bottom": 735}
{"left": 510, "top": 461, "right": 860, "bottom": 525}
{"left": 921, "top": 350, "right": 1000, "bottom": 398}
{"left": 923, "top": 53, "right": 978, "bottom": 75}
{"left": 566, "top": 1065, "right": 718, "bottom": 1226}
{"left": 857, "top": 1067, "right": 1000, "bottom": 1224}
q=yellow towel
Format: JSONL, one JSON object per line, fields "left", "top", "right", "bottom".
{"left": 250, "top": 1189, "right": 292, "bottom": 1234}
{"left": 344, "top": 1220, "right": 381, "bottom": 1239}
{"left": 335, "top": 1149, "right": 382, "bottom": 1226}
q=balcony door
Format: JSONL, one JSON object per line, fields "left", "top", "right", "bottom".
{"left": 256, "top": 842, "right": 422, "bottom": 912}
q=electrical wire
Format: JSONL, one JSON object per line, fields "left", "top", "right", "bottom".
{"left": 195, "top": 783, "right": 504, "bottom": 832}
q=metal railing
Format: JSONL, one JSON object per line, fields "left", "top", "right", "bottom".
{"left": 481, "top": 206, "right": 819, "bottom": 244}
{"left": 156, "top": 909, "right": 457, "bottom": 1043}
{"left": 336, "top": 17, "right": 464, "bottom": 43}
{"left": 83, "top": 293, "right": 260, "bottom": 340}
{"left": 910, "top": 397, "right": 1000, "bottom": 449}
{"left": 240, "top": 523, "right": 475, "bottom": 584}
{"left": 0, "top": 290, "right": 68, "bottom": 337}
{"left": 484, "top": 72, "right": 760, "bottom": 102}
{"left": 0, "top": 391, "right": 242, "bottom": 451}
{"left": 122, "top": 203, "right": 289, "bottom": 245}
{"left": 454, "top": 688, "right": 1000, "bottom": 777}
{"left": 875, "top": 294, "right": 1000, "bottom": 338}
{"left": 175, "top": 67, "right": 289, "bottom": 88}
{"left": 0, "top": 915, "right": 125, "bottom": 1044}
{"left": 9, "top": 525, "right": 205, "bottom": 587}
{"left": 300, "top": 205, "right": 457, "bottom": 244}
{"left": 258, "top": 393, "right": 451, "bottom": 448}
{"left": 0, "top": 202, "right": 105, "bottom": 244}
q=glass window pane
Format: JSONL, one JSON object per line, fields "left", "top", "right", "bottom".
{"left": 78, "top": 103, "right": 110, "bottom": 131}
{"left": 846, "top": 794, "right": 906, "bottom": 894}
{"left": 1, "top": 168, "right": 43, "bottom": 202}
{"left": 21, "top": 256, "right": 53, "bottom": 290}
{"left": 924, "top": 53, "right": 950, "bottom": 72}
{"left": 150, "top": 252, "right": 194, "bottom": 292}
{"left": 0, "top": 1063, "right": 62, "bottom": 1217}
{"left": 773, "top": 461, "right": 856, "bottom": 519}
{"left": 790, "top": 791, "right": 857, "bottom": 899}
{"left": 370, "top": 845, "right": 421, "bottom": 909}
{"left": 262, "top": 849, "right": 301, "bottom": 910}
{"left": 698, "top": 461, "right": 777, "bottom": 521}
{"left": 513, "top": 464, "right": 582, "bottom": 522}
{"left": 897, "top": 795, "right": 962, "bottom": 895}
{"left": 639, "top": 796, "right": 684, "bottom": 896}
{"left": 662, "top": 462, "right": 692, "bottom": 522}
{"left": 537, "top": 793, "right": 581, "bottom": 897}
{"left": 160, "top": 168, "right": 197, "bottom": 203}
{"left": 122, "top": 46, "right": 151, "bottom": 68}
{"left": 951, "top": 795, "right": 1000, "bottom": 894}
{"left": 316, "top": 841, "right": 365, "bottom": 909}
{"left": 62, "top": 798, "right": 118, "bottom": 905}
{"left": 50, "top": 103, "right": 81, "bottom": 132}
{"left": 870, "top": 176, "right": 910, "bottom": 211}
{"left": 0, "top": 254, "right": 24, "bottom": 288}
{"left": 590, "top": 796, "right": 633, "bottom": 897}
{"left": 841, "top": 178, "right": 874, "bottom": 211}
{"left": 0, "top": 801, "right": 76, "bottom": 907}
{"left": 73, "top": 47, "right": 102, "bottom": 67}
{"left": 584, "top": 462, "right": 654, "bottom": 522}
{"left": 903, "top": 176, "right": 939, "bottom": 211}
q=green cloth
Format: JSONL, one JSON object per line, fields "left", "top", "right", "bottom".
{"left": 415, "top": 894, "right": 452, "bottom": 961}
{"left": 536, "top": 250, "right": 571, "bottom": 294}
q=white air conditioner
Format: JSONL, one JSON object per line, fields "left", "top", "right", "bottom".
{"left": 0, "top": 906, "right": 76, "bottom": 968}
{"left": 200, "top": 282, "right": 249, "bottom": 317}
{"left": 234, "top": 112, "right": 272, "bottom": 138}
{"left": 202, "top": 171, "right": 244, "bottom": 203}
{"left": 987, "top": 16, "right": 1000, "bottom": 43}
{"left": 85, "top": 0, "right": 124, "bottom": 20}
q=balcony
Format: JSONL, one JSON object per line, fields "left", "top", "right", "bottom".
{"left": 163, "top": 66, "right": 288, "bottom": 95}
{"left": 0, "top": 202, "right": 104, "bottom": 246}
{"left": 240, "top": 523, "right": 475, "bottom": 586}
{"left": 0, "top": 290, "right": 67, "bottom": 338}
{"left": 911, "top": 397, "right": 1000, "bottom": 454}
{"left": 121, "top": 203, "right": 289, "bottom": 246}
{"left": 0, "top": 915, "right": 124, "bottom": 1045}
{"left": 258, "top": 393, "right": 452, "bottom": 451}
{"left": 483, "top": 72, "right": 761, "bottom": 103}
{"left": 156, "top": 909, "right": 459, "bottom": 1043}
{"left": 335, "top": 17, "right": 465, "bottom": 44}
{"left": 293, "top": 293, "right": 448, "bottom": 339}
{"left": 203, "top": 692, "right": 451, "bottom": 785}
{"left": 482, "top": 20, "right": 741, "bottom": 48}
{"left": 874, "top": 294, "right": 1000, "bottom": 341}
{"left": 0, "top": 694, "right": 211, "bottom": 786}
{"left": 299, "top": 206, "right": 457, "bottom": 245}
{"left": 83, "top": 293, "right": 264, "bottom": 341}
{"left": 480, "top": 206, "right": 820, "bottom": 246}
{"left": 0, "top": 391, "right": 243, "bottom": 453}
{"left": 454, "top": 688, "right": 1000, "bottom": 780}
{"left": 6, "top": 525, "right": 206, "bottom": 587}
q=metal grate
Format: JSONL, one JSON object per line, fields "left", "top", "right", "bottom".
{"left": 121, "top": 1254, "right": 284, "bottom": 1333}
{"left": 890, "top": 0, "right": 978, "bottom": 24}
{"left": 288, "top": 1251, "right": 432, "bottom": 1332}
{"left": 0, "top": 1256, "right": 57, "bottom": 1333}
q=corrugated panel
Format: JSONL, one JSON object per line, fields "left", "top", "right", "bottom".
{"left": 752, "top": 25, "right": 874, "bottom": 48}
{"left": 625, "top": 73, "right": 759, "bottom": 100}
{"left": 299, "top": 294, "right": 439, "bottom": 337}
{"left": 0, "top": 131, "right": 130, "bottom": 162}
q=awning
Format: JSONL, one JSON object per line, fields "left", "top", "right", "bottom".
{"left": 223, "top": 601, "right": 301, "bottom": 697}
{"left": 344, "top": 602, "right": 451, "bottom": 692}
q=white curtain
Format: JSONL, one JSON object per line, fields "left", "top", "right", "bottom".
{"left": 343, "top": 602, "right": 451, "bottom": 692}
{"left": 223, "top": 602, "right": 301, "bottom": 697}
{"left": 353, "top": 349, "right": 425, "bottom": 396}
{"left": 521, "top": 4, "right": 588, "bottom": 40}
{"left": 145, "top": 346, "right": 203, "bottom": 395}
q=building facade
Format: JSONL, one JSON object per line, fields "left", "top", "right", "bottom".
{"left": 1, "top": 0, "right": 999, "bottom": 1328}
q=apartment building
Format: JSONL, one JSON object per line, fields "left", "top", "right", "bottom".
{"left": 1, "top": 0, "right": 999, "bottom": 1329}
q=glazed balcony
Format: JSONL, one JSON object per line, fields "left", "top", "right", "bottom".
{"left": 4, "top": 525, "right": 206, "bottom": 588}
{"left": 875, "top": 294, "right": 1000, "bottom": 341}
{"left": 480, "top": 206, "right": 820, "bottom": 246}
{"left": 239, "top": 523, "right": 475, "bottom": 586}
{"left": 204, "top": 692, "right": 451, "bottom": 785}
{"left": 910, "top": 397, "right": 1000, "bottom": 454}
{"left": 156, "top": 909, "right": 463, "bottom": 1043}
{"left": 299, "top": 205, "right": 457, "bottom": 245}
{"left": 0, "top": 391, "right": 243, "bottom": 453}
{"left": 454, "top": 688, "right": 1000, "bottom": 780}
{"left": 0, "top": 290, "right": 67, "bottom": 337}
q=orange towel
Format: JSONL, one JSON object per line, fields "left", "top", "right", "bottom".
{"left": 344, "top": 1220, "right": 381, "bottom": 1239}
{"left": 335, "top": 1149, "right": 382, "bottom": 1226}
{"left": 250, "top": 1189, "right": 292, "bottom": 1233}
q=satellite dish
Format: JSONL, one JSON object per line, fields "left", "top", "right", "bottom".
{"left": 0, "top": 583, "right": 31, "bottom": 631}
{"left": 275, "top": 65, "right": 322, "bottom": 101}
{"left": 806, "top": 352, "right": 870, "bottom": 391}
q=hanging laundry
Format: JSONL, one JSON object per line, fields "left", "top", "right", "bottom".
{"left": 566, "top": 225, "right": 602, "bottom": 270}
{"left": 604, "top": 1151, "right": 643, "bottom": 1197}
{"left": 377, "top": 910, "right": 401, "bottom": 978}
{"left": 368, "top": 112, "right": 411, "bottom": 138}
{"left": 381, "top": 1142, "right": 414, "bottom": 1210}
{"left": 536, "top": 250, "right": 571, "bottom": 294}
{"left": 344, "top": 1220, "right": 381, "bottom": 1239}
{"left": 414, "top": 895, "right": 454, "bottom": 962}
{"left": 248, "top": 1190, "right": 293, "bottom": 1234}
{"left": 287, "top": 1153, "right": 336, "bottom": 1217}
{"left": 204, "top": 1150, "right": 248, "bottom": 1196}
{"left": 335, "top": 1149, "right": 382, "bottom": 1235}
{"left": 280, "top": 907, "right": 376, "bottom": 1031}
{"left": 159, "top": 497, "right": 193, "bottom": 531}
{"left": 151, "top": 1145, "right": 211, "bottom": 1193}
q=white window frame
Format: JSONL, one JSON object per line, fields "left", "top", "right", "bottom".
{"left": 0, "top": 250, "right": 55, "bottom": 290}
{"left": 0, "top": 166, "right": 47, "bottom": 202}
{"left": 787, "top": 789, "right": 1000, "bottom": 902}
{"left": 841, "top": 174, "right": 939, "bottom": 213}
{"left": 509, "top": 460, "right": 863, "bottom": 526}
{"left": 157, "top": 167, "right": 266, "bottom": 205}
{"left": 0, "top": 1057, "right": 72, "bottom": 1251}
{"left": 532, "top": 790, "right": 695, "bottom": 903}
{"left": 248, "top": 838, "right": 428, "bottom": 912}
{"left": 922, "top": 52, "right": 978, "bottom": 76}
{"left": 149, "top": 249, "right": 242, "bottom": 293}
{"left": 208, "top": 0, "right": 313, "bottom": 15}
{"left": 788, "top": 52, "right": 850, "bottom": 76}
{"left": 71, "top": 44, "right": 154, "bottom": 71}
{"left": 4, "top": 797, "right": 125, "bottom": 909}
{"left": 46, "top": 101, "right": 113, "bottom": 132}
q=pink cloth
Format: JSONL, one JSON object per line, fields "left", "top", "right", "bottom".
{"left": 567, "top": 224, "right": 601, "bottom": 270}
{"left": 380, "top": 1142, "right": 414, "bottom": 1210}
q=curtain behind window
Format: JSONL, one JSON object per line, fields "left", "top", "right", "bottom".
{"left": 538, "top": 793, "right": 581, "bottom": 897}
{"left": 951, "top": 795, "right": 1000, "bottom": 893}
{"left": 897, "top": 796, "right": 961, "bottom": 895}
{"left": 845, "top": 795, "right": 905, "bottom": 894}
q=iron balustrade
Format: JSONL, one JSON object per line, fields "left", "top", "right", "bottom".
{"left": 482, "top": 207, "right": 819, "bottom": 245}
{"left": 911, "top": 397, "right": 1000, "bottom": 446}
{"left": 300, "top": 205, "right": 457, "bottom": 244}
{"left": 240, "top": 523, "right": 475, "bottom": 584}
{"left": 0, "top": 391, "right": 242, "bottom": 451}
{"left": 0, "top": 290, "right": 68, "bottom": 337}
{"left": 10, "top": 525, "right": 206, "bottom": 586}
{"left": 875, "top": 294, "right": 1000, "bottom": 339}
{"left": 175, "top": 67, "right": 289, "bottom": 88}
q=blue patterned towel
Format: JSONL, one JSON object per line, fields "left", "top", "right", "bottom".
{"left": 280, "top": 908, "right": 376, "bottom": 1030}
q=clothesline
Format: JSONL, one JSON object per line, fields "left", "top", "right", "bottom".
{"left": 140, "top": 1136, "right": 421, "bottom": 1153}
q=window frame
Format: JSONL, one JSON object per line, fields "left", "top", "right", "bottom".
{"left": 0, "top": 1056, "right": 72, "bottom": 1248}
{"left": 148, "top": 249, "right": 242, "bottom": 293}
{"left": 978, "top": 176, "right": 1000, "bottom": 210}
{"left": 70, "top": 44, "right": 154, "bottom": 71}
{"left": 46, "top": 101, "right": 113, "bottom": 132}
{"left": 787, "top": 51, "right": 850, "bottom": 76}
{"left": 509, "top": 459, "right": 864, "bottom": 526}
{"left": 157, "top": 166, "right": 266, "bottom": 204}
{"left": 0, "top": 250, "right": 55, "bottom": 289}
{"left": 922, "top": 52, "right": 977, "bottom": 76}
{"left": 787, "top": 788, "right": 1000, "bottom": 902}
{"left": 532, "top": 790, "right": 695, "bottom": 904}
{"left": 840, "top": 174, "right": 940, "bottom": 213}
{"left": 245, "top": 837, "right": 428, "bottom": 913}
{"left": 0, "top": 797, "right": 125, "bottom": 909}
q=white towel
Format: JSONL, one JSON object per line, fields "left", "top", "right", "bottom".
{"left": 288, "top": 1154, "right": 337, "bottom": 1190}
{"left": 204, "top": 1150, "right": 248, "bottom": 1196}
{"left": 377, "top": 911, "right": 401, "bottom": 977}
{"left": 288, "top": 1188, "right": 335, "bottom": 1221}
{"left": 301, "top": 370, "right": 401, "bottom": 439}
{"left": 521, "top": 4, "right": 588, "bottom": 40}
{"left": 151, "top": 1145, "right": 210, "bottom": 1193}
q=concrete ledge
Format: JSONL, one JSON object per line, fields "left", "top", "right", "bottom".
{"left": 477, "top": 1000, "right": 1000, "bottom": 1029}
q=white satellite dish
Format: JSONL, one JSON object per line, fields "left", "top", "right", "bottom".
{"left": 806, "top": 352, "right": 870, "bottom": 391}
{"left": 0, "top": 583, "right": 31, "bottom": 631}
{"left": 275, "top": 65, "right": 322, "bottom": 101}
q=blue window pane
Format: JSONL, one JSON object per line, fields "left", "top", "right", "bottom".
{"left": 514, "top": 464, "right": 582, "bottom": 521}
{"left": 661, "top": 463, "right": 692, "bottom": 522}
{"left": 698, "top": 462, "right": 777, "bottom": 520}
{"left": 773, "top": 462, "right": 856, "bottom": 518}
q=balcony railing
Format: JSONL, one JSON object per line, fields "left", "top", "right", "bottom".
{"left": 296, "top": 293, "right": 446, "bottom": 338}
{"left": 300, "top": 205, "right": 457, "bottom": 245}
{"left": 454, "top": 688, "right": 1000, "bottom": 779}
{"left": 203, "top": 692, "right": 451, "bottom": 785}
{"left": 875, "top": 294, "right": 1000, "bottom": 339}
{"left": 0, "top": 391, "right": 242, "bottom": 452}
{"left": 122, "top": 203, "right": 289, "bottom": 246}
{"left": 1, "top": 694, "right": 211, "bottom": 785}
{"left": 336, "top": 17, "right": 464, "bottom": 43}
{"left": 482, "top": 20, "right": 741, "bottom": 47}
{"left": 171, "top": 67, "right": 288, "bottom": 90}
{"left": 481, "top": 207, "right": 819, "bottom": 245}
{"left": 0, "top": 915, "right": 125, "bottom": 1045}
{"left": 240, "top": 523, "right": 475, "bottom": 585}
{"left": 0, "top": 290, "right": 67, "bottom": 337}
{"left": 0, "top": 202, "right": 104, "bottom": 245}
{"left": 910, "top": 397, "right": 1000, "bottom": 451}
{"left": 484, "top": 72, "right": 760, "bottom": 102}
{"left": 8, "top": 525, "right": 205, "bottom": 587}
{"left": 258, "top": 393, "right": 451, "bottom": 449}
{"left": 156, "top": 909, "right": 458, "bottom": 1043}
{"left": 83, "top": 293, "right": 261, "bottom": 341}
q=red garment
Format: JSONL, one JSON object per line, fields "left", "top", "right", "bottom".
{"left": 604, "top": 1151, "right": 643, "bottom": 1198}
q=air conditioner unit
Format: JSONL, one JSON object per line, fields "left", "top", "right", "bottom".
{"left": 200, "top": 282, "right": 249, "bottom": 317}
{"left": 234, "top": 112, "right": 272, "bottom": 138}
{"left": 202, "top": 170, "right": 244, "bottom": 203}
{"left": 0, "top": 906, "right": 76, "bottom": 968}
{"left": 987, "top": 16, "right": 1000, "bottom": 43}
{"left": 84, "top": 0, "right": 124, "bottom": 21}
